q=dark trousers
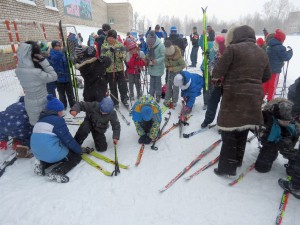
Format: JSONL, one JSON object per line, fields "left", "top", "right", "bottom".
{"left": 203, "top": 85, "right": 222, "bottom": 124}
{"left": 190, "top": 46, "right": 199, "bottom": 66}
{"left": 56, "top": 82, "right": 75, "bottom": 109}
{"left": 106, "top": 71, "right": 129, "bottom": 105}
{"left": 47, "top": 81, "right": 57, "bottom": 98}
{"left": 42, "top": 151, "right": 81, "bottom": 175}
{"left": 74, "top": 118, "right": 108, "bottom": 152}
{"left": 202, "top": 74, "right": 212, "bottom": 105}
{"left": 292, "top": 148, "right": 300, "bottom": 188}
{"left": 218, "top": 130, "right": 249, "bottom": 174}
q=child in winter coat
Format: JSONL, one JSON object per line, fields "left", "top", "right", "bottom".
{"left": 163, "top": 40, "right": 185, "bottom": 108}
{"left": 49, "top": 40, "right": 75, "bottom": 109}
{"left": 146, "top": 31, "right": 165, "bottom": 102}
{"left": 101, "top": 30, "right": 129, "bottom": 108}
{"left": 31, "top": 95, "right": 82, "bottom": 183}
{"left": 71, "top": 97, "right": 121, "bottom": 152}
{"left": 255, "top": 98, "right": 299, "bottom": 172}
{"left": 173, "top": 71, "right": 204, "bottom": 114}
{"left": 132, "top": 95, "right": 162, "bottom": 144}
{"left": 139, "top": 37, "right": 148, "bottom": 55}
{"left": 0, "top": 97, "right": 33, "bottom": 151}
{"left": 15, "top": 41, "right": 58, "bottom": 126}
{"left": 263, "top": 29, "right": 293, "bottom": 101}
{"left": 75, "top": 46, "right": 111, "bottom": 102}
{"left": 125, "top": 41, "right": 146, "bottom": 100}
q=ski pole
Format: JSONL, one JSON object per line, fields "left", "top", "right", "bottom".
{"left": 280, "top": 60, "right": 289, "bottom": 98}
{"left": 111, "top": 144, "right": 120, "bottom": 176}
{"left": 109, "top": 91, "right": 132, "bottom": 116}
{"left": 151, "top": 111, "right": 172, "bottom": 150}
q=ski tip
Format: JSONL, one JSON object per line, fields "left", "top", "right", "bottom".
{"left": 159, "top": 189, "right": 166, "bottom": 193}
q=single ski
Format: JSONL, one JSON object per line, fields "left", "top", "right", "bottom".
{"left": 183, "top": 124, "right": 216, "bottom": 138}
{"left": 275, "top": 176, "right": 291, "bottom": 225}
{"left": 135, "top": 144, "right": 145, "bottom": 166}
{"left": 81, "top": 154, "right": 112, "bottom": 176}
{"left": 228, "top": 163, "right": 255, "bottom": 186}
{"left": 247, "top": 135, "right": 256, "bottom": 143}
{"left": 0, "top": 152, "right": 17, "bottom": 177}
{"left": 185, "top": 155, "right": 220, "bottom": 181}
{"left": 160, "top": 139, "right": 221, "bottom": 192}
{"left": 89, "top": 150, "right": 129, "bottom": 169}
{"left": 202, "top": 6, "right": 209, "bottom": 91}
{"left": 178, "top": 100, "right": 189, "bottom": 138}
{"left": 116, "top": 108, "right": 130, "bottom": 126}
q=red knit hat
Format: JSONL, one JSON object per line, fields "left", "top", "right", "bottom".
{"left": 274, "top": 29, "right": 286, "bottom": 43}
{"left": 126, "top": 41, "right": 137, "bottom": 51}
{"left": 256, "top": 37, "right": 265, "bottom": 47}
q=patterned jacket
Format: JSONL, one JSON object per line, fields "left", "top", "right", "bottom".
{"left": 132, "top": 95, "right": 162, "bottom": 139}
{"left": 101, "top": 40, "right": 126, "bottom": 73}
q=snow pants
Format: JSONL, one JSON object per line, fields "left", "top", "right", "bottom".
{"left": 217, "top": 129, "right": 249, "bottom": 174}
{"left": 56, "top": 82, "right": 75, "bottom": 109}
{"left": 149, "top": 75, "right": 162, "bottom": 100}
{"left": 128, "top": 73, "right": 142, "bottom": 99}
{"left": 263, "top": 73, "right": 280, "bottom": 101}
{"left": 106, "top": 71, "right": 129, "bottom": 106}
{"left": 165, "top": 72, "right": 180, "bottom": 104}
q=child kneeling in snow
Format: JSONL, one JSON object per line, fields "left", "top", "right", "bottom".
{"left": 31, "top": 95, "right": 82, "bottom": 183}
{"left": 173, "top": 71, "right": 204, "bottom": 114}
{"left": 71, "top": 97, "right": 120, "bottom": 152}
{"left": 132, "top": 95, "right": 162, "bottom": 144}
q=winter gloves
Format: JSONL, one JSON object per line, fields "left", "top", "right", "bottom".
{"left": 138, "top": 135, "right": 152, "bottom": 145}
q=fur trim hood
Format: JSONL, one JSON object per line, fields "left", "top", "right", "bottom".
{"left": 165, "top": 46, "right": 182, "bottom": 60}
{"left": 76, "top": 57, "right": 98, "bottom": 70}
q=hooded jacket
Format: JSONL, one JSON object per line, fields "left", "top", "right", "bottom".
{"left": 101, "top": 40, "right": 126, "bottom": 73}
{"left": 15, "top": 43, "right": 57, "bottom": 125}
{"left": 165, "top": 46, "right": 185, "bottom": 73}
{"left": 212, "top": 25, "right": 271, "bottom": 131}
{"left": 49, "top": 49, "right": 70, "bottom": 83}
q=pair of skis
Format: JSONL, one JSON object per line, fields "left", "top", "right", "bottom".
{"left": 81, "top": 148, "right": 129, "bottom": 176}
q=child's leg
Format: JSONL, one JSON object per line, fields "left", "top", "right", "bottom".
{"left": 267, "top": 73, "right": 279, "bottom": 101}
{"left": 164, "top": 73, "right": 173, "bottom": 102}
{"left": 149, "top": 75, "right": 155, "bottom": 97}
{"left": 154, "top": 76, "right": 162, "bottom": 100}
{"left": 74, "top": 118, "right": 92, "bottom": 145}
{"left": 128, "top": 74, "right": 135, "bottom": 99}
{"left": 56, "top": 82, "right": 68, "bottom": 109}
{"left": 65, "top": 82, "right": 76, "bottom": 107}
{"left": 50, "top": 151, "right": 81, "bottom": 175}
{"left": 171, "top": 73, "right": 179, "bottom": 104}
{"left": 135, "top": 74, "right": 142, "bottom": 99}
{"left": 92, "top": 130, "right": 107, "bottom": 152}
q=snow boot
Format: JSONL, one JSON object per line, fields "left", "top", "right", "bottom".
{"left": 278, "top": 178, "right": 300, "bottom": 199}
{"left": 34, "top": 160, "right": 45, "bottom": 176}
{"left": 47, "top": 171, "right": 69, "bottom": 183}
{"left": 201, "top": 121, "right": 208, "bottom": 129}
{"left": 214, "top": 168, "right": 236, "bottom": 178}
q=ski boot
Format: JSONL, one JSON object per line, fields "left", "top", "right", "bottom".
{"left": 47, "top": 171, "right": 69, "bottom": 183}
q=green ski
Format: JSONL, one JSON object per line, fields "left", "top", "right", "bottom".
{"left": 81, "top": 154, "right": 112, "bottom": 176}
{"left": 202, "top": 7, "right": 209, "bottom": 91}
{"left": 90, "top": 151, "right": 129, "bottom": 169}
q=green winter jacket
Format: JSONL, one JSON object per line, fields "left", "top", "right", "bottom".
{"left": 165, "top": 46, "right": 185, "bottom": 73}
{"left": 101, "top": 40, "right": 126, "bottom": 73}
{"left": 147, "top": 38, "right": 165, "bottom": 76}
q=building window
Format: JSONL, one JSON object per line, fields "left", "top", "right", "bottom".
{"left": 16, "top": 0, "right": 36, "bottom": 6}
{"left": 109, "top": 18, "right": 115, "bottom": 25}
{"left": 44, "top": 0, "right": 57, "bottom": 8}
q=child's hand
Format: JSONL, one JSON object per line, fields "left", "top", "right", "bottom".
{"left": 70, "top": 110, "right": 77, "bottom": 117}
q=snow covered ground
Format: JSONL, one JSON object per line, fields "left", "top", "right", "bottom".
{"left": 0, "top": 34, "right": 299, "bottom": 225}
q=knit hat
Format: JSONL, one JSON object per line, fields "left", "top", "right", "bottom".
{"left": 83, "top": 46, "right": 96, "bottom": 58}
{"left": 174, "top": 74, "right": 184, "bottom": 87}
{"left": 46, "top": 94, "right": 64, "bottom": 112}
{"left": 40, "top": 42, "right": 49, "bottom": 52}
{"left": 107, "top": 29, "right": 117, "bottom": 39}
{"left": 256, "top": 37, "right": 265, "bottom": 47}
{"left": 99, "top": 97, "right": 114, "bottom": 113}
{"left": 51, "top": 40, "right": 61, "bottom": 48}
{"left": 126, "top": 41, "right": 137, "bottom": 51}
{"left": 215, "top": 35, "right": 225, "bottom": 55}
{"left": 141, "top": 105, "right": 153, "bottom": 121}
{"left": 155, "top": 24, "right": 160, "bottom": 30}
{"left": 97, "top": 29, "right": 103, "bottom": 36}
{"left": 170, "top": 26, "right": 177, "bottom": 33}
{"left": 146, "top": 31, "right": 156, "bottom": 48}
{"left": 274, "top": 29, "right": 286, "bottom": 43}
{"left": 102, "top": 24, "right": 111, "bottom": 32}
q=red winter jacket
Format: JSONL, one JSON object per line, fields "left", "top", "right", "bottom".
{"left": 127, "top": 53, "right": 145, "bottom": 75}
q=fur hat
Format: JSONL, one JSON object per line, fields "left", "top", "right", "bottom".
{"left": 46, "top": 94, "right": 64, "bottom": 112}
{"left": 102, "top": 24, "right": 111, "bottom": 32}
{"left": 256, "top": 37, "right": 265, "bottom": 47}
{"left": 126, "top": 41, "right": 137, "bottom": 51}
{"left": 274, "top": 29, "right": 286, "bottom": 43}
{"left": 141, "top": 105, "right": 153, "bottom": 121}
{"left": 107, "top": 30, "right": 117, "bottom": 39}
{"left": 146, "top": 31, "right": 156, "bottom": 48}
{"left": 165, "top": 45, "right": 175, "bottom": 56}
{"left": 99, "top": 97, "right": 114, "bottom": 113}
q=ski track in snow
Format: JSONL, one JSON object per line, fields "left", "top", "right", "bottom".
{"left": 0, "top": 35, "right": 299, "bottom": 225}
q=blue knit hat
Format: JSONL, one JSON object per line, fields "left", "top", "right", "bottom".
{"left": 99, "top": 97, "right": 114, "bottom": 113}
{"left": 141, "top": 105, "right": 153, "bottom": 121}
{"left": 46, "top": 94, "right": 64, "bottom": 112}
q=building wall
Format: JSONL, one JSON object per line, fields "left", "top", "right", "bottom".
{"left": 286, "top": 11, "right": 300, "bottom": 34}
{"left": 107, "top": 3, "right": 133, "bottom": 34}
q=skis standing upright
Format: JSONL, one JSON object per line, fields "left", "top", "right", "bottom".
{"left": 58, "top": 20, "right": 79, "bottom": 102}
{"left": 202, "top": 7, "right": 209, "bottom": 91}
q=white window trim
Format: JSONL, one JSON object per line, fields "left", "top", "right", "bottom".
{"left": 45, "top": 5, "right": 58, "bottom": 11}
{"left": 16, "top": 0, "right": 36, "bottom": 6}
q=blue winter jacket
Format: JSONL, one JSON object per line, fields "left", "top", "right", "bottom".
{"left": 0, "top": 97, "right": 32, "bottom": 143}
{"left": 145, "top": 30, "right": 167, "bottom": 39}
{"left": 267, "top": 38, "right": 293, "bottom": 73}
{"left": 49, "top": 49, "right": 71, "bottom": 83}
{"left": 30, "top": 110, "right": 81, "bottom": 163}
{"left": 180, "top": 71, "right": 204, "bottom": 108}
{"left": 140, "top": 41, "right": 148, "bottom": 55}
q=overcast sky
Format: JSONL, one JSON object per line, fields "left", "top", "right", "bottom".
{"left": 106, "top": 0, "right": 300, "bottom": 24}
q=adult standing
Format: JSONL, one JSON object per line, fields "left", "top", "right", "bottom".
{"left": 212, "top": 25, "right": 271, "bottom": 177}
{"left": 189, "top": 26, "right": 199, "bottom": 67}
{"left": 15, "top": 41, "right": 57, "bottom": 125}
{"left": 145, "top": 24, "right": 167, "bottom": 39}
